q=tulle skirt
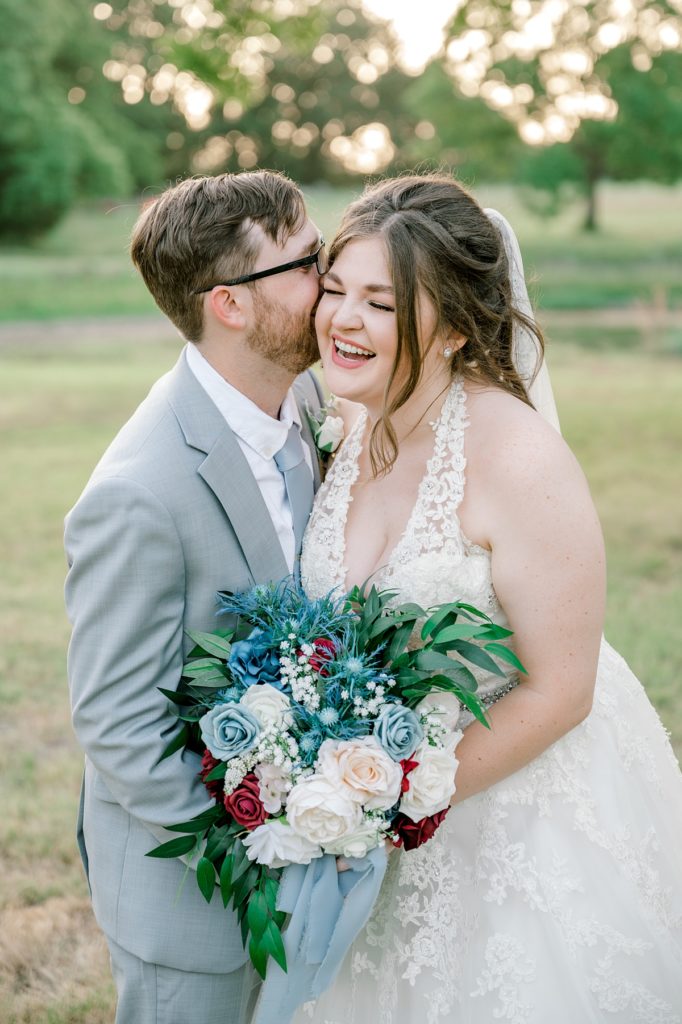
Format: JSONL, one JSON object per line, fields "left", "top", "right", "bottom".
{"left": 292, "top": 641, "right": 682, "bottom": 1024}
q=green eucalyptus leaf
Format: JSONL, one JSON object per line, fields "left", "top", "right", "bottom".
{"left": 420, "top": 605, "right": 459, "bottom": 642}
{"left": 196, "top": 856, "right": 216, "bottom": 903}
{"left": 231, "top": 840, "right": 250, "bottom": 883}
{"left": 145, "top": 834, "right": 198, "bottom": 859}
{"left": 158, "top": 724, "right": 189, "bottom": 762}
{"left": 263, "top": 917, "right": 287, "bottom": 972}
{"left": 185, "top": 630, "right": 234, "bottom": 660}
{"left": 478, "top": 624, "right": 514, "bottom": 640}
{"left": 240, "top": 905, "right": 250, "bottom": 946}
{"left": 157, "top": 687, "right": 196, "bottom": 706}
{"left": 247, "top": 891, "right": 269, "bottom": 942}
{"left": 458, "top": 688, "right": 491, "bottom": 728}
{"left": 415, "top": 651, "right": 478, "bottom": 689}
{"left": 446, "top": 640, "right": 507, "bottom": 677}
{"left": 264, "top": 876, "right": 280, "bottom": 914}
{"left": 183, "top": 657, "right": 223, "bottom": 675}
{"left": 249, "top": 936, "right": 269, "bottom": 980}
{"left": 453, "top": 602, "right": 492, "bottom": 622}
{"left": 220, "top": 853, "right": 234, "bottom": 908}
{"left": 164, "top": 809, "right": 221, "bottom": 834}
{"left": 205, "top": 825, "right": 233, "bottom": 862}
{"left": 485, "top": 642, "right": 528, "bottom": 674}
{"left": 431, "top": 623, "right": 486, "bottom": 644}
{"left": 204, "top": 761, "right": 227, "bottom": 783}
{"left": 387, "top": 623, "right": 414, "bottom": 662}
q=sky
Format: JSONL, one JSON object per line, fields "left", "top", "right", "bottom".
{"left": 362, "top": 0, "right": 461, "bottom": 71}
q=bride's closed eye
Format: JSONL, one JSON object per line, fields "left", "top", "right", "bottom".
{"left": 321, "top": 287, "right": 394, "bottom": 313}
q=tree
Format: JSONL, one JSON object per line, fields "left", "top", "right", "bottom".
{"left": 396, "top": 62, "right": 524, "bottom": 184}
{"left": 518, "top": 47, "right": 682, "bottom": 229}
{"left": 0, "top": 0, "right": 132, "bottom": 238}
{"left": 438, "top": 0, "right": 682, "bottom": 227}
{"left": 95, "top": 0, "right": 411, "bottom": 182}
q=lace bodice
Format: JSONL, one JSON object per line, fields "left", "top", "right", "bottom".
{"left": 301, "top": 380, "right": 517, "bottom": 709}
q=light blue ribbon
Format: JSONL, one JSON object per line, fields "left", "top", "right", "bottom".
{"left": 253, "top": 846, "right": 388, "bottom": 1024}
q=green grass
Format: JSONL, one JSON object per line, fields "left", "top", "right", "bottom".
{"left": 1, "top": 183, "right": 681, "bottom": 321}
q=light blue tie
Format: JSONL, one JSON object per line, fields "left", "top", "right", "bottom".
{"left": 274, "top": 424, "right": 314, "bottom": 559}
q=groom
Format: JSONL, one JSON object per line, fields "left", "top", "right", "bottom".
{"left": 65, "top": 171, "right": 325, "bottom": 1023}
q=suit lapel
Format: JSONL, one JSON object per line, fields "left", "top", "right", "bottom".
{"left": 293, "top": 375, "right": 322, "bottom": 491}
{"left": 167, "top": 351, "right": 290, "bottom": 585}
{"left": 198, "top": 435, "right": 290, "bottom": 584}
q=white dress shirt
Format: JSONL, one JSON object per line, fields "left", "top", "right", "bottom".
{"left": 185, "top": 343, "right": 312, "bottom": 572}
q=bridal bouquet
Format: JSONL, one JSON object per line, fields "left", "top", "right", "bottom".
{"left": 148, "top": 581, "right": 523, "bottom": 978}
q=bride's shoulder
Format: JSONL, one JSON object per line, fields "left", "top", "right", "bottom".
{"left": 464, "top": 384, "right": 585, "bottom": 492}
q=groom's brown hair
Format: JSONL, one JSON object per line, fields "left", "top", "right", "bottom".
{"left": 131, "top": 171, "right": 306, "bottom": 341}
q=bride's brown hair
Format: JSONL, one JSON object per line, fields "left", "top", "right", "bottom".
{"left": 328, "top": 174, "right": 544, "bottom": 477}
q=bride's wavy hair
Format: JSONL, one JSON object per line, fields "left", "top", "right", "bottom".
{"left": 328, "top": 174, "right": 545, "bottom": 477}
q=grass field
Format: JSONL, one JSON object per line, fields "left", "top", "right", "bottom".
{"left": 1, "top": 182, "right": 681, "bottom": 1021}
{"left": 1, "top": 183, "right": 682, "bottom": 322}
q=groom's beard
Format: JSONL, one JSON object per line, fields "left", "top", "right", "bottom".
{"left": 245, "top": 294, "right": 319, "bottom": 376}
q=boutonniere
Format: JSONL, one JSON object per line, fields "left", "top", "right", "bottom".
{"left": 306, "top": 398, "right": 344, "bottom": 464}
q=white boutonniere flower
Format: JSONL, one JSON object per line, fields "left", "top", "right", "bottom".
{"left": 306, "top": 398, "right": 345, "bottom": 457}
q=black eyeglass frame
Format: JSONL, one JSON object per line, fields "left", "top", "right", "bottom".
{"left": 192, "top": 241, "right": 327, "bottom": 294}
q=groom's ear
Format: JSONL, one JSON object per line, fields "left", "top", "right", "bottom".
{"left": 208, "top": 286, "right": 248, "bottom": 331}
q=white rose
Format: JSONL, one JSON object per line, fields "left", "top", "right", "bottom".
{"left": 323, "top": 818, "right": 384, "bottom": 859}
{"left": 242, "top": 818, "right": 322, "bottom": 869}
{"left": 317, "top": 736, "right": 403, "bottom": 812}
{"left": 317, "top": 415, "right": 344, "bottom": 453}
{"left": 255, "top": 762, "right": 291, "bottom": 814}
{"left": 240, "top": 684, "right": 293, "bottom": 729}
{"left": 286, "top": 774, "right": 362, "bottom": 846}
{"left": 398, "top": 739, "right": 461, "bottom": 821}
{"left": 417, "top": 692, "right": 463, "bottom": 733}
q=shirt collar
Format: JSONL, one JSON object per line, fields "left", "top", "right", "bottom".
{"left": 185, "top": 343, "right": 301, "bottom": 460}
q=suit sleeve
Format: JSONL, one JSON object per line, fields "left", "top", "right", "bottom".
{"left": 65, "top": 476, "right": 214, "bottom": 839}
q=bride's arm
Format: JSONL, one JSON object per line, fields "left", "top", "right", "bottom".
{"left": 450, "top": 403, "right": 606, "bottom": 805}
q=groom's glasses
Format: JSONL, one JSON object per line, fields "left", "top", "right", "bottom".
{"left": 192, "top": 241, "right": 328, "bottom": 293}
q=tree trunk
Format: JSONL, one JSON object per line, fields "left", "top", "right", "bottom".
{"left": 583, "top": 176, "right": 598, "bottom": 232}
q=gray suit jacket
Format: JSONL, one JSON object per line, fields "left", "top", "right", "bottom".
{"left": 65, "top": 348, "right": 323, "bottom": 973}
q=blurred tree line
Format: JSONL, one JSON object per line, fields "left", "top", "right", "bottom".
{"left": 2, "top": 0, "right": 681, "bottom": 239}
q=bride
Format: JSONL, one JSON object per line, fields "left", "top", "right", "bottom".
{"left": 296, "top": 175, "right": 682, "bottom": 1022}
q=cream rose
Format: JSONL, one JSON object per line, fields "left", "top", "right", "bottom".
{"left": 317, "top": 414, "right": 344, "bottom": 453}
{"left": 242, "top": 818, "right": 322, "bottom": 869}
{"left": 240, "top": 683, "right": 293, "bottom": 730}
{"left": 323, "top": 818, "right": 384, "bottom": 859}
{"left": 317, "top": 736, "right": 403, "bottom": 811}
{"left": 286, "top": 775, "right": 362, "bottom": 846}
{"left": 398, "top": 737, "right": 461, "bottom": 821}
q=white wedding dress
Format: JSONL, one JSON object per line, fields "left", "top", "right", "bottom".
{"left": 298, "top": 379, "right": 682, "bottom": 1023}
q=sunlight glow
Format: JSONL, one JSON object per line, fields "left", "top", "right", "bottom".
{"left": 362, "top": 0, "right": 464, "bottom": 72}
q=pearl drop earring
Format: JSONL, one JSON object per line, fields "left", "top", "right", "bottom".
{"left": 443, "top": 345, "right": 454, "bottom": 359}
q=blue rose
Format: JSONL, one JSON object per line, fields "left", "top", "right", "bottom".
{"left": 199, "top": 704, "right": 260, "bottom": 761}
{"left": 374, "top": 704, "right": 424, "bottom": 761}
{"left": 228, "top": 628, "right": 282, "bottom": 689}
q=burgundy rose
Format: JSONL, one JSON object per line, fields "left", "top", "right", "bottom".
{"left": 399, "top": 757, "right": 420, "bottom": 794}
{"left": 391, "top": 808, "right": 450, "bottom": 851}
{"left": 199, "top": 749, "right": 224, "bottom": 801}
{"left": 308, "top": 637, "right": 337, "bottom": 676}
{"left": 223, "top": 773, "right": 267, "bottom": 830}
